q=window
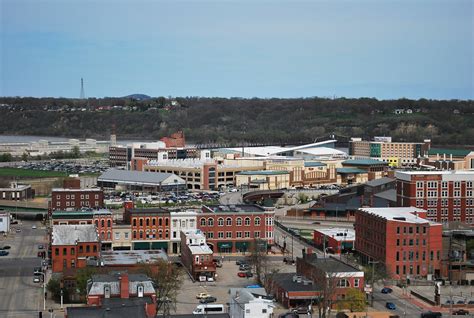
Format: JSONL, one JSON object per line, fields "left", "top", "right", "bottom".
{"left": 244, "top": 231, "right": 251, "bottom": 238}
{"left": 71, "top": 248, "right": 75, "bottom": 255}
{"left": 396, "top": 252, "right": 399, "bottom": 261}
{"left": 63, "top": 248, "right": 67, "bottom": 256}
{"left": 208, "top": 218, "right": 214, "bottom": 226}
{"left": 93, "top": 245, "right": 97, "bottom": 252}
{"left": 244, "top": 217, "right": 251, "bottom": 226}
{"left": 159, "top": 218, "right": 163, "bottom": 226}
{"left": 79, "top": 246, "right": 83, "bottom": 253}
{"left": 218, "top": 232, "right": 224, "bottom": 238}
{"left": 416, "top": 181, "right": 423, "bottom": 188}
{"left": 236, "top": 218, "right": 242, "bottom": 226}
{"left": 354, "top": 279, "right": 360, "bottom": 288}
{"left": 337, "top": 279, "right": 349, "bottom": 288}
{"left": 125, "top": 232, "right": 129, "bottom": 239}
{"left": 396, "top": 227, "right": 400, "bottom": 234}
{"left": 133, "top": 231, "right": 137, "bottom": 239}
{"left": 200, "top": 218, "right": 206, "bottom": 226}
{"left": 226, "top": 232, "right": 232, "bottom": 238}
{"left": 226, "top": 218, "right": 232, "bottom": 226}
{"left": 236, "top": 232, "right": 242, "bottom": 238}
{"left": 115, "top": 232, "right": 120, "bottom": 240}
{"left": 207, "top": 232, "right": 214, "bottom": 239}
{"left": 254, "top": 231, "right": 260, "bottom": 238}
{"left": 139, "top": 219, "right": 143, "bottom": 226}
{"left": 218, "top": 218, "right": 224, "bottom": 226}
{"left": 165, "top": 218, "right": 169, "bottom": 226}
{"left": 146, "top": 218, "right": 150, "bottom": 226}
{"left": 55, "top": 248, "right": 59, "bottom": 256}
{"left": 86, "top": 245, "right": 90, "bottom": 253}
{"left": 254, "top": 217, "right": 261, "bottom": 226}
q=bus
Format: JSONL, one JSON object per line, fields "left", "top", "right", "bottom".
{"left": 192, "top": 304, "right": 225, "bottom": 315}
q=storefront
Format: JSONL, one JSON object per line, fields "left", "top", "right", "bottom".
{"left": 217, "top": 242, "right": 233, "bottom": 253}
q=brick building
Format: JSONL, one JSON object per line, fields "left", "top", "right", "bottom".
{"left": 180, "top": 229, "right": 216, "bottom": 281}
{"left": 313, "top": 228, "right": 355, "bottom": 255}
{"left": 51, "top": 188, "right": 104, "bottom": 211}
{"left": 124, "top": 207, "right": 171, "bottom": 251}
{"left": 354, "top": 207, "right": 443, "bottom": 279}
{"left": 395, "top": 170, "right": 474, "bottom": 225}
{"left": 51, "top": 224, "right": 100, "bottom": 273}
{"left": 197, "top": 204, "right": 274, "bottom": 254}
{"left": 159, "top": 130, "right": 185, "bottom": 148}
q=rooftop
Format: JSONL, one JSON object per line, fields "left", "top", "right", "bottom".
{"left": 428, "top": 148, "right": 471, "bottom": 157}
{"left": 52, "top": 188, "right": 102, "bottom": 192}
{"left": 98, "top": 168, "right": 185, "bottom": 186}
{"left": 52, "top": 209, "right": 112, "bottom": 219}
{"left": 188, "top": 244, "right": 213, "bottom": 254}
{"left": 101, "top": 250, "right": 168, "bottom": 266}
{"left": 128, "top": 207, "right": 169, "bottom": 215}
{"left": 343, "top": 158, "right": 388, "bottom": 166}
{"left": 373, "top": 189, "right": 397, "bottom": 202}
{"left": 202, "top": 204, "right": 267, "bottom": 214}
{"left": 358, "top": 207, "right": 438, "bottom": 224}
{"left": 365, "top": 177, "right": 395, "bottom": 187}
{"left": 315, "top": 228, "right": 355, "bottom": 241}
{"left": 303, "top": 254, "right": 363, "bottom": 274}
{"left": 52, "top": 224, "right": 98, "bottom": 245}
{"left": 270, "top": 272, "right": 320, "bottom": 292}
{"left": 304, "top": 161, "right": 327, "bottom": 167}
{"left": 88, "top": 273, "right": 155, "bottom": 296}
{"left": 336, "top": 168, "right": 367, "bottom": 174}
{"left": 237, "top": 170, "right": 289, "bottom": 175}
{"left": 395, "top": 170, "right": 474, "bottom": 181}
{"left": 66, "top": 300, "right": 149, "bottom": 318}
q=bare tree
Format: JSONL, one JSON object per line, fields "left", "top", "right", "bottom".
{"left": 309, "top": 270, "right": 341, "bottom": 318}
{"left": 247, "top": 238, "right": 270, "bottom": 285}
{"left": 141, "top": 260, "right": 183, "bottom": 315}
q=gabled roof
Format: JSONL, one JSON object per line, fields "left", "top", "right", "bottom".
{"left": 52, "top": 224, "right": 98, "bottom": 245}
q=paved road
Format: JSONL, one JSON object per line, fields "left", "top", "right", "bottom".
{"left": 372, "top": 284, "right": 425, "bottom": 318}
{"left": 0, "top": 220, "right": 47, "bottom": 318}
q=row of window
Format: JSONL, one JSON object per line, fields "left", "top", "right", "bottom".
{"left": 132, "top": 230, "right": 169, "bottom": 239}
{"left": 416, "top": 198, "right": 474, "bottom": 207}
{"left": 54, "top": 244, "right": 97, "bottom": 256}
{"left": 417, "top": 190, "right": 473, "bottom": 198}
{"left": 57, "top": 200, "right": 100, "bottom": 207}
{"left": 205, "top": 231, "right": 261, "bottom": 239}
{"left": 200, "top": 217, "right": 272, "bottom": 227}
{"left": 416, "top": 181, "right": 473, "bottom": 189}
{"left": 56, "top": 194, "right": 100, "bottom": 200}
{"left": 395, "top": 250, "right": 439, "bottom": 261}
{"left": 395, "top": 264, "right": 428, "bottom": 276}
{"left": 132, "top": 217, "right": 169, "bottom": 227}
{"left": 396, "top": 226, "right": 427, "bottom": 235}
{"left": 95, "top": 219, "right": 112, "bottom": 228}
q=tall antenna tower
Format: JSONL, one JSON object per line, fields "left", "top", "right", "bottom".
{"left": 80, "top": 78, "right": 85, "bottom": 99}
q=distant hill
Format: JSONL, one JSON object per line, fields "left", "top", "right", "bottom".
{"left": 123, "top": 94, "right": 152, "bottom": 101}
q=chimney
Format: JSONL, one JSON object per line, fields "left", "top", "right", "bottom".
{"left": 120, "top": 273, "right": 130, "bottom": 299}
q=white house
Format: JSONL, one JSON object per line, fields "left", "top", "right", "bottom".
{"left": 229, "top": 288, "right": 274, "bottom": 318}
{"left": 170, "top": 210, "right": 197, "bottom": 254}
{"left": 0, "top": 212, "right": 10, "bottom": 233}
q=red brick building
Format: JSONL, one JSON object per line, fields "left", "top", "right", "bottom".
{"left": 197, "top": 204, "right": 275, "bottom": 253}
{"left": 354, "top": 207, "right": 443, "bottom": 279}
{"left": 124, "top": 207, "right": 171, "bottom": 251}
{"left": 51, "top": 188, "right": 104, "bottom": 211}
{"left": 395, "top": 171, "right": 474, "bottom": 225}
{"left": 180, "top": 229, "right": 216, "bottom": 281}
{"left": 51, "top": 224, "right": 100, "bottom": 273}
{"left": 313, "top": 228, "right": 355, "bottom": 255}
{"left": 160, "top": 130, "right": 185, "bottom": 148}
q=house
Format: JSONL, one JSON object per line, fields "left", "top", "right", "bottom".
{"left": 180, "top": 229, "right": 216, "bottom": 281}
{"left": 229, "top": 287, "right": 274, "bottom": 318}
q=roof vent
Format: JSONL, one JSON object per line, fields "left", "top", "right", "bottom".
{"left": 393, "top": 217, "right": 406, "bottom": 221}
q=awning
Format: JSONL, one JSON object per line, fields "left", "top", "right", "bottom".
{"left": 151, "top": 242, "right": 168, "bottom": 250}
{"left": 133, "top": 242, "right": 151, "bottom": 250}
{"left": 235, "top": 241, "right": 249, "bottom": 250}
{"left": 217, "top": 242, "right": 233, "bottom": 250}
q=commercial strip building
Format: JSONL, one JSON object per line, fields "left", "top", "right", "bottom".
{"left": 313, "top": 228, "right": 355, "bottom": 255}
{"left": 180, "top": 229, "right": 216, "bottom": 281}
{"left": 354, "top": 207, "right": 443, "bottom": 279}
{"left": 0, "top": 182, "right": 34, "bottom": 200}
{"left": 395, "top": 170, "right": 474, "bottom": 225}
{"left": 97, "top": 168, "right": 186, "bottom": 192}
{"left": 349, "top": 136, "right": 431, "bottom": 167}
{"left": 51, "top": 224, "right": 100, "bottom": 273}
{"left": 197, "top": 204, "right": 275, "bottom": 254}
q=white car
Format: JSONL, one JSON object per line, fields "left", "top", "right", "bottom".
{"left": 33, "top": 277, "right": 40, "bottom": 283}
{"left": 31, "top": 225, "right": 37, "bottom": 229}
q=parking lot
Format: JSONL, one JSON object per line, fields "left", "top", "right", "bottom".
{"left": 16, "top": 159, "right": 109, "bottom": 175}
{"left": 0, "top": 220, "right": 48, "bottom": 318}
{"left": 175, "top": 256, "right": 296, "bottom": 316}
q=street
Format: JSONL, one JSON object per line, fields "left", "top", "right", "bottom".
{"left": 0, "top": 220, "right": 47, "bottom": 318}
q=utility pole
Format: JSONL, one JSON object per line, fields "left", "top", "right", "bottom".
{"left": 368, "top": 260, "right": 379, "bottom": 306}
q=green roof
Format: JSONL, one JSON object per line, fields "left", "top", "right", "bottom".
{"left": 237, "top": 170, "right": 289, "bottom": 176}
{"left": 304, "top": 162, "right": 327, "bottom": 167}
{"left": 428, "top": 148, "right": 471, "bottom": 157}
{"left": 52, "top": 211, "right": 94, "bottom": 219}
{"left": 342, "top": 159, "right": 387, "bottom": 166}
{"left": 336, "top": 168, "right": 366, "bottom": 174}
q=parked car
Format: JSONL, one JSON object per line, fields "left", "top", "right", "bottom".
{"left": 292, "top": 306, "right": 311, "bottom": 314}
{"left": 239, "top": 264, "right": 250, "bottom": 271}
{"left": 196, "top": 292, "right": 211, "bottom": 299}
{"left": 235, "top": 259, "right": 247, "bottom": 266}
{"left": 199, "top": 296, "right": 217, "bottom": 304}
{"left": 34, "top": 267, "right": 42, "bottom": 275}
{"left": 278, "top": 313, "right": 298, "bottom": 318}
{"left": 421, "top": 312, "right": 442, "bottom": 318}
{"left": 31, "top": 225, "right": 37, "bottom": 229}
{"left": 453, "top": 309, "right": 469, "bottom": 315}
{"left": 381, "top": 287, "right": 393, "bottom": 294}
{"left": 38, "top": 245, "right": 44, "bottom": 250}
{"left": 15, "top": 228, "right": 21, "bottom": 233}
{"left": 385, "top": 302, "right": 396, "bottom": 310}
{"left": 244, "top": 271, "right": 253, "bottom": 277}
{"left": 468, "top": 300, "right": 474, "bottom": 305}
{"left": 0, "top": 245, "right": 11, "bottom": 250}
{"left": 0, "top": 250, "right": 9, "bottom": 256}
{"left": 456, "top": 300, "right": 465, "bottom": 304}
{"left": 237, "top": 272, "right": 247, "bottom": 278}
{"left": 33, "top": 277, "right": 41, "bottom": 283}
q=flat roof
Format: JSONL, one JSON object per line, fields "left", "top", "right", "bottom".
{"left": 303, "top": 255, "right": 363, "bottom": 274}
{"left": 237, "top": 170, "right": 289, "bottom": 175}
{"left": 128, "top": 207, "right": 169, "bottom": 215}
{"left": 358, "top": 207, "right": 439, "bottom": 225}
{"left": 343, "top": 159, "right": 388, "bottom": 166}
{"left": 52, "top": 188, "right": 102, "bottom": 192}
{"left": 101, "top": 250, "right": 168, "bottom": 265}
{"left": 98, "top": 168, "right": 185, "bottom": 186}
{"left": 304, "top": 162, "right": 327, "bottom": 167}
{"left": 365, "top": 177, "right": 395, "bottom": 187}
{"left": 188, "top": 244, "right": 213, "bottom": 254}
{"left": 52, "top": 224, "right": 98, "bottom": 245}
{"left": 270, "top": 273, "right": 320, "bottom": 292}
{"left": 395, "top": 170, "right": 474, "bottom": 181}
{"left": 428, "top": 148, "right": 471, "bottom": 157}
{"left": 202, "top": 204, "right": 267, "bottom": 214}
{"left": 315, "top": 228, "right": 355, "bottom": 241}
{"left": 336, "top": 168, "right": 366, "bottom": 174}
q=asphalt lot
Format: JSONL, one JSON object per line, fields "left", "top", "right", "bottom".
{"left": 0, "top": 220, "right": 48, "bottom": 318}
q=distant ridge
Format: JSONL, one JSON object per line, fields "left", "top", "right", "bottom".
{"left": 123, "top": 94, "right": 152, "bottom": 100}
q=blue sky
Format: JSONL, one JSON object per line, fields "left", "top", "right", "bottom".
{"left": 1, "top": 0, "right": 473, "bottom": 99}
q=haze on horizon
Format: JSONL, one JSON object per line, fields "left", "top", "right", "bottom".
{"left": 1, "top": 0, "right": 473, "bottom": 100}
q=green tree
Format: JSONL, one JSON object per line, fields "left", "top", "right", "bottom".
{"left": 21, "top": 152, "right": 29, "bottom": 162}
{"left": 338, "top": 288, "right": 367, "bottom": 312}
{"left": 46, "top": 277, "right": 70, "bottom": 302}
{"left": 72, "top": 145, "right": 80, "bottom": 158}
{"left": 0, "top": 153, "right": 13, "bottom": 162}
{"left": 76, "top": 267, "right": 98, "bottom": 297}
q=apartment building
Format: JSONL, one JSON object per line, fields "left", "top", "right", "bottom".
{"left": 51, "top": 188, "right": 104, "bottom": 211}
{"left": 349, "top": 137, "right": 431, "bottom": 166}
{"left": 197, "top": 204, "right": 274, "bottom": 253}
{"left": 354, "top": 207, "right": 443, "bottom": 279}
{"left": 51, "top": 224, "right": 100, "bottom": 273}
{"left": 396, "top": 171, "right": 474, "bottom": 225}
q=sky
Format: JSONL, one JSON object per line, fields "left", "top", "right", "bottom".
{"left": 1, "top": 0, "right": 473, "bottom": 100}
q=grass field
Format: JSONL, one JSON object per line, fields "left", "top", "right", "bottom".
{"left": 0, "top": 167, "right": 68, "bottom": 178}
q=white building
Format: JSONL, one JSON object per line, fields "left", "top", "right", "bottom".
{"left": 170, "top": 210, "right": 197, "bottom": 254}
{"left": 229, "top": 288, "right": 274, "bottom": 318}
{"left": 0, "top": 212, "right": 10, "bottom": 233}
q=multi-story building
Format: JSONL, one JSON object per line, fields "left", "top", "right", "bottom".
{"left": 0, "top": 182, "right": 34, "bottom": 200}
{"left": 51, "top": 188, "right": 104, "bottom": 211}
{"left": 313, "top": 228, "right": 355, "bottom": 255}
{"left": 354, "top": 207, "right": 443, "bottom": 279}
{"left": 349, "top": 137, "right": 431, "bottom": 166}
{"left": 51, "top": 224, "right": 100, "bottom": 273}
{"left": 170, "top": 210, "right": 197, "bottom": 254}
{"left": 395, "top": 170, "right": 474, "bottom": 225}
{"left": 123, "top": 207, "right": 171, "bottom": 251}
{"left": 197, "top": 204, "right": 274, "bottom": 253}
{"left": 180, "top": 229, "right": 216, "bottom": 281}
{"left": 236, "top": 170, "right": 290, "bottom": 190}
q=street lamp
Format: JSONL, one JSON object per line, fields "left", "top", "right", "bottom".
{"left": 36, "top": 272, "right": 47, "bottom": 311}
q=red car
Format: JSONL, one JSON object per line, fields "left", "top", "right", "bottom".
{"left": 238, "top": 272, "right": 246, "bottom": 278}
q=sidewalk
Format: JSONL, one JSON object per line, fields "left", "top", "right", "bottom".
{"left": 390, "top": 284, "right": 450, "bottom": 313}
